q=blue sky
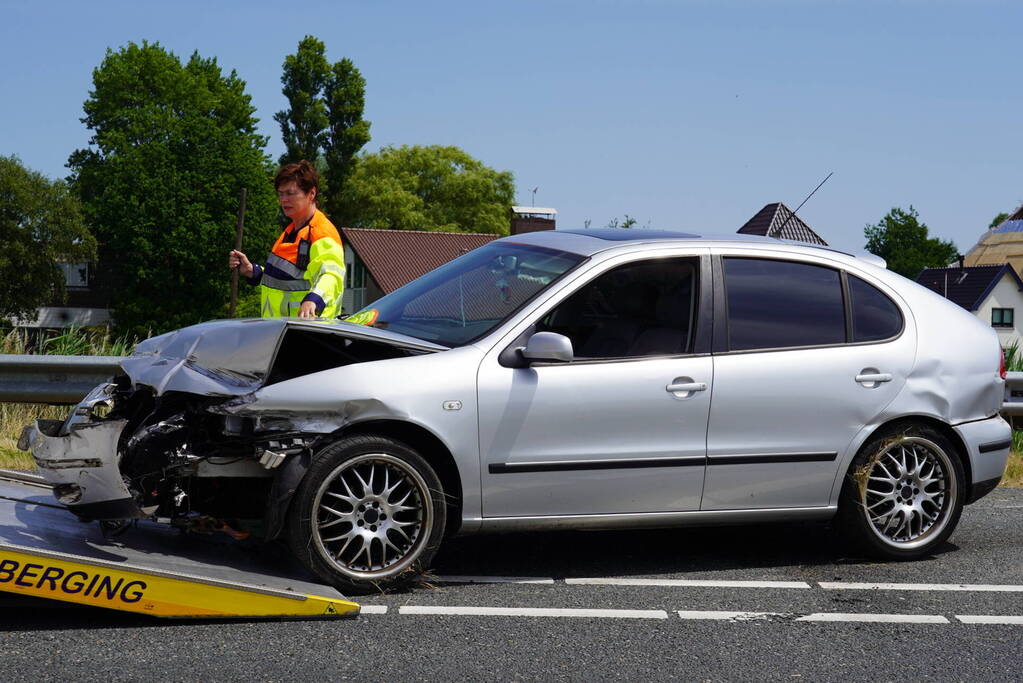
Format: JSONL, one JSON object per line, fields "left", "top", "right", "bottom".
{"left": 2, "top": 0, "right": 1020, "bottom": 253}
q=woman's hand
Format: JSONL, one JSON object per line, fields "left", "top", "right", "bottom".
{"left": 298, "top": 301, "right": 317, "bottom": 318}
{"left": 229, "top": 250, "right": 253, "bottom": 278}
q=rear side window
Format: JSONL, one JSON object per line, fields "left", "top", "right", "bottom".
{"left": 849, "top": 274, "right": 903, "bottom": 342}
{"left": 724, "top": 258, "right": 845, "bottom": 351}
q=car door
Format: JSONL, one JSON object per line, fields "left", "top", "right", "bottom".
{"left": 702, "top": 253, "right": 914, "bottom": 510}
{"left": 476, "top": 253, "right": 713, "bottom": 518}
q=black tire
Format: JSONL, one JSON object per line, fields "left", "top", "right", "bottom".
{"left": 837, "top": 422, "right": 965, "bottom": 560}
{"left": 287, "top": 434, "right": 446, "bottom": 594}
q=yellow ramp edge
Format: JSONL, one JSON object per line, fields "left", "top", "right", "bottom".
{"left": 0, "top": 543, "right": 360, "bottom": 619}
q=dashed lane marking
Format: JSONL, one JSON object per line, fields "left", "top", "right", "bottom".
{"left": 956, "top": 615, "right": 1023, "bottom": 625}
{"left": 398, "top": 606, "right": 669, "bottom": 619}
{"left": 566, "top": 578, "right": 811, "bottom": 589}
{"left": 434, "top": 575, "right": 556, "bottom": 584}
{"left": 359, "top": 605, "right": 388, "bottom": 615}
{"left": 820, "top": 582, "right": 1023, "bottom": 593}
{"left": 677, "top": 610, "right": 949, "bottom": 624}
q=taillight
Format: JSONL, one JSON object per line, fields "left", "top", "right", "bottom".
{"left": 1000, "top": 348, "right": 1007, "bottom": 380}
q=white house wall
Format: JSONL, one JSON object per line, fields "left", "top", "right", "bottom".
{"left": 976, "top": 273, "right": 1023, "bottom": 348}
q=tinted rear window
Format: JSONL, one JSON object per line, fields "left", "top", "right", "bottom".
{"left": 725, "top": 258, "right": 845, "bottom": 351}
{"left": 849, "top": 274, "right": 903, "bottom": 342}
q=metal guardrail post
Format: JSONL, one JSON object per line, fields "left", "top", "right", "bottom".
{"left": 0, "top": 354, "right": 125, "bottom": 404}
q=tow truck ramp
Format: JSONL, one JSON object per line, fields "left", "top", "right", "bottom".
{"left": 0, "top": 471, "right": 359, "bottom": 619}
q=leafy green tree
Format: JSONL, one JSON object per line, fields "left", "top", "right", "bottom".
{"left": 275, "top": 36, "right": 371, "bottom": 223}
{"left": 323, "top": 58, "right": 371, "bottom": 224}
{"left": 990, "top": 212, "right": 1009, "bottom": 229}
{"left": 274, "top": 35, "right": 330, "bottom": 166}
{"left": 343, "top": 145, "right": 515, "bottom": 234}
{"left": 0, "top": 156, "right": 96, "bottom": 321}
{"left": 863, "top": 206, "right": 958, "bottom": 279}
{"left": 67, "top": 41, "right": 278, "bottom": 336}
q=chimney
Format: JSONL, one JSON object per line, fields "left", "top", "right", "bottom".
{"left": 958, "top": 253, "right": 965, "bottom": 268}
{"left": 510, "top": 206, "right": 556, "bottom": 235}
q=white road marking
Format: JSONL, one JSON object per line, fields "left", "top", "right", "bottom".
{"left": 399, "top": 606, "right": 669, "bottom": 619}
{"left": 820, "top": 582, "right": 1023, "bottom": 593}
{"left": 434, "top": 575, "right": 555, "bottom": 584}
{"left": 677, "top": 610, "right": 786, "bottom": 621}
{"left": 566, "top": 578, "right": 810, "bottom": 589}
{"left": 796, "top": 613, "right": 948, "bottom": 624}
{"left": 956, "top": 615, "right": 1023, "bottom": 625}
{"left": 358, "top": 605, "right": 388, "bottom": 615}
{"left": 677, "top": 610, "right": 948, "bottom": 624}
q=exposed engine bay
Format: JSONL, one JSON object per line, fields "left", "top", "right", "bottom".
{"left": 20, "top": 320, "right": 444, "bottom": 538}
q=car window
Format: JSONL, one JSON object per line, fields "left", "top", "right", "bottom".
{"left": 346, "top": 243, "right": 584, "bottom": 346}
{"left": 724, "top": 257, "right": 845, "bottom": 351}
{"left": 537, "top": 258, "right": 697, "bottom": 359}
{"left": 849, "top": 274, "right": 903, "bottom": 342}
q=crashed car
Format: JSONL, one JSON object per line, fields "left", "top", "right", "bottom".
{"left": 21, "top": 229, "right": 1011, "bottom": 592}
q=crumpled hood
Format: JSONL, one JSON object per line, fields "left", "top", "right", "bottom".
{"left": 121, "top": 318, "right": 447, "bottom": 397}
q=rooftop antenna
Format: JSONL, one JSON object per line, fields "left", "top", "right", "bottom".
{"left": 531, "top": 187, "right": 538, "bottom": 207}
{"left": 773, "top": 171, "right": 833, "bottom": 236}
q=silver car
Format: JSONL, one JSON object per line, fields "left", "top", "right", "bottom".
{"left": 21, "top": 230, "right": 1011, "bottom": 592}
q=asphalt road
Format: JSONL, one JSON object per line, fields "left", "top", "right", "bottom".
{"left": 3, "top": 489, "right": 1022, "bottom": 681}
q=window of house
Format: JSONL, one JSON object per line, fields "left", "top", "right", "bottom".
{"left": 992, "top": 308, "right": 1015, "bottom": 328}
{"left": 59, "top": 262, "right": 89, "bottom": 289}
{"left": 538, "top": 258, "right": 697, "bottom": 359}
{"left": 724, "top": 258, "right": 845, "bottom": 351}
{"left": 849, "top": 274, "right": 903, "bottom": 342}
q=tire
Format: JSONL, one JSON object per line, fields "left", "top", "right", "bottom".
{"left": 837, "top": 423, "right": 965, "bottom": 560}
{"left": 286, "top": 434, "right": 446, "bottom": 594}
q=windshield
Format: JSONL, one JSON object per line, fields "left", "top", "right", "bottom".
{"left": 345, "top": 242, "right": 585, "bottom": 346}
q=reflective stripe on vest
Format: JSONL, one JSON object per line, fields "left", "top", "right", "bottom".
{"left": 266, "top": 253, "right": 305, "bottom": 279}
{"left": 261, "top": 274, "right": 310, "bottom": 291}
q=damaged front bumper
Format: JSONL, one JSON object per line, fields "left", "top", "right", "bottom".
{"left": 18, "top": 383, "right": 142, "bottom": 521}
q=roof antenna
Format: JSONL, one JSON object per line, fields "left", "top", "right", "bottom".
{"left": 773, "top": 171, "right": 833, "bottom": 236}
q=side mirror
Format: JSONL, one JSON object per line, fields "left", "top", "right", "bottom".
{"left": 521, "top": 332, "right": 574, "bottom": 363}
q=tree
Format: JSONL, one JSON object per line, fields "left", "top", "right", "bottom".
{"left": 606, "top": 215, "right": 638, "bottom": 229}
{"left": 67, "top": 41, "right": 278, "bottom": 336}
{"left": 990, "top": 212, "right": 1009, "bottom": 229}
{"left": 274, "top": 35, "right": 330, "bottom": 166}
{"left": 343, "top": 145, "right": 516, "bottom": 234}
{"left": 275, "top": 37, "right": 371, "bottom": 222}
{"left": 0, "top": 156, "right": 96, "bottom": 321}
{"left": 323, "top": 58, "right": 371, "bottom": 224}
{"left": 863, "top": 206, "right": 958, "bottom": 279}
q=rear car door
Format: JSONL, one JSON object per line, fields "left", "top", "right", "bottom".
{"left": 702, "top": 252, "right": 914, "bottom": 510}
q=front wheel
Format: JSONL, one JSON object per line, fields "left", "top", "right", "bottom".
{"left": 837, "top": 423, "right": 965, "bottom": 560}
{"left": 287, "top": 435, "right": 446, "bottom": 594}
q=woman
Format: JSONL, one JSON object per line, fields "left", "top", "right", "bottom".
{"left": 229, "top": 161, "right": 345, "bottom": 318}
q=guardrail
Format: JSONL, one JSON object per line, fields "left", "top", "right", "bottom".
{"left": 2, "top": 355, "right": 1023, "bottom": 416}
{"left": 0, "top": 354, "right": 125, "bottom": 404}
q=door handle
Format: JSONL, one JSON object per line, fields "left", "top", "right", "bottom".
{"left": 855, "top": 372, "right": 892, "bottom": 384}
{"left": 666, "top": 382, "right": 707, "bottom": 393}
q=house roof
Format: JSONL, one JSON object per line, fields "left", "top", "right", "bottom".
{"left": 914, "top": 264, "right": 1023, "bottom": 311}
{"left": 341, "top": 227, "right": 499, "bottom": 294}
{"left": 737, "top": 202, "right": 829, "bottom": 246}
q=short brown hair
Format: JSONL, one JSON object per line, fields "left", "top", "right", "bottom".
{"left": 274, "top": 160, "right": 319, "bottom": 195}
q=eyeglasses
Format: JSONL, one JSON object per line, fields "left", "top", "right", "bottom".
{"left": 276, "top": 189, "right": 305, "bottom": 199}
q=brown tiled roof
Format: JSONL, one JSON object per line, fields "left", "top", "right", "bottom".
{"left": 341, "top": 228, "right": 499, "bottom": 293}
{"left": 737, "top": 202, "right": 828, "bottom": 246}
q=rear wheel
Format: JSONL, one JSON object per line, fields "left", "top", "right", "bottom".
{"left": 287, "top": 435, "right": 446, "bottom": 593}
{"left": 837, "top": 423, "right": 964, "bottom": 559}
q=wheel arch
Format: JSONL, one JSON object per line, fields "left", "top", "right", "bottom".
{"left": 851, "top": 415, "right": 973, "bottom": 502}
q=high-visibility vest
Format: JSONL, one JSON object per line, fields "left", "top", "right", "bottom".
{"left": 249, "top": 209, "right": 346, "bottom": 318}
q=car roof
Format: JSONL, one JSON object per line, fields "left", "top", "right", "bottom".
{"left": 498, "top": 228, "right": 885, "bottom": 267}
